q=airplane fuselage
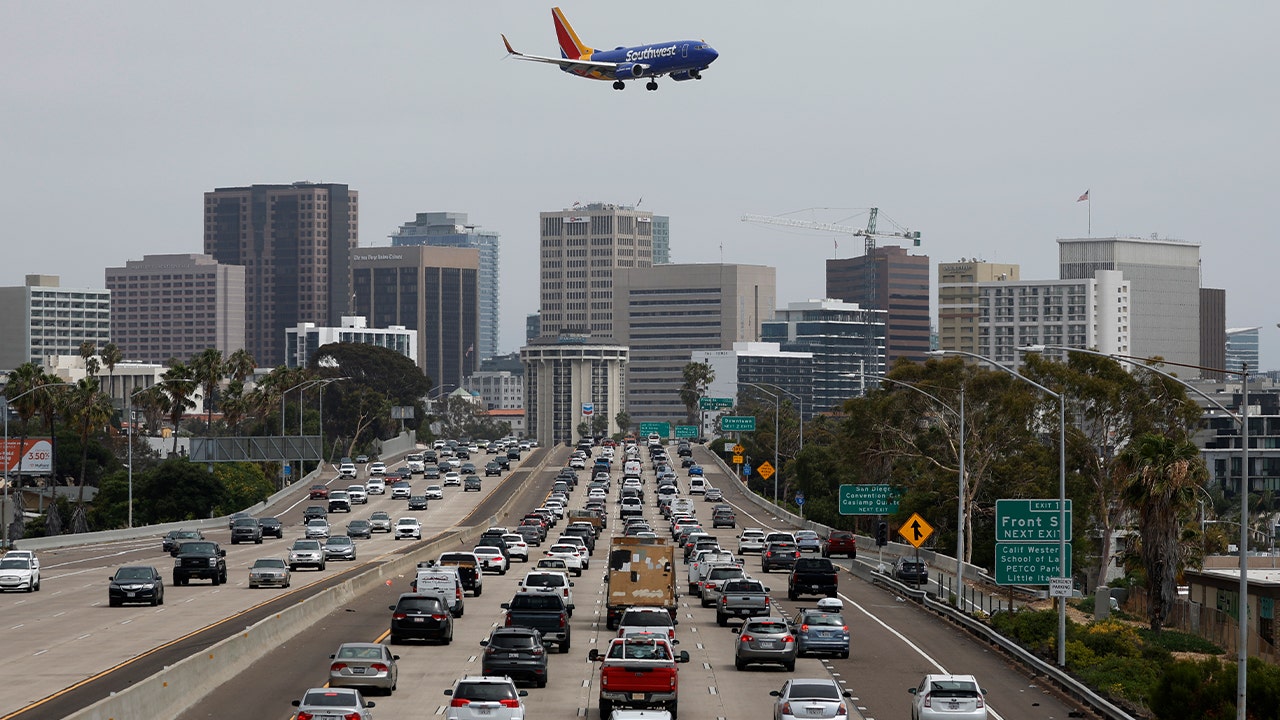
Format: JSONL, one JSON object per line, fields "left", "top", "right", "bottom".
{"left": 566, "top": 41, "right": 718, "bottom": 82}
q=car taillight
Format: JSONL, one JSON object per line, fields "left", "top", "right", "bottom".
{"left": 720, "top": 596, "right": 728, "bottom": 605}
{"left": 330, "top": 662, "right": 348, "bottom": 671}
{"left": 531, "top": 647, "right": 545, "bottom": 656}
{"left": 976, "top": 694, "right": 985, "bottom": 708}
{"left": 922, "top": 692, "right": 933, "bottom": 708}
{"left": 800, "top": 624, "right": 809, "bottom": 633}
{"left": 456, "top": 587, "right": 463, "bottom": 600}
{"left": 499, "top": 699, "right": 521, "bottom": 708}
{"left": 559, "top": 614, "right": 567, "bottom": 628}
{"left": 740, "top": 633, "right": 754, "bottom": 642}
{"left": 842, "top": 625, "right": 849, "bottom": 632}
{"left": 431, "top": 613, "right": 447, "bottom": 620}
{"left": 764, "top": 597, "right": 771, "bottom": 605}
{"left": 793, "top": 552, "right": 800, "bottom": 558}
{"left": 296, "top": 712, "right": 315, "bottom": 720}
{"left": 392, "top": 613, "right": 407, "bottom": 620}
{"left": 450, "top": 698, "right": 472, "bottom": 707}
{"left": 766, "top": 551, "right": 773, "bottom": 557}
{"left": 370, "top": 663, "right": 388, "bottom": 672}
{"left": 836, "top": 704, "right": 847, "bottom": 716}
{"left": 783, "top": 635, "right": 795, "bottom": 643}
{"left": 505, "top": 613, "right": 513, "bottom": 627}
{"left": 780, "top": 702, "right": 792, "bottom": 715}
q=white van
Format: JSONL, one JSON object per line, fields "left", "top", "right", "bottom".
{"left": 623, "top": 460, "right": 642, "bottom": 478}
{"left": 688, "top": 477, "right": 708, "bottom": 495}
{"left": 411, "top": 565, "right": 465, "bottom": 617}
{"left": 405, "top": 453, "right": 426, "bottom": 473}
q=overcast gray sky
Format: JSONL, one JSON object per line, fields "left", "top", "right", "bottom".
{"left": 3, "top": 2, "right": 1277, "bottom": 367}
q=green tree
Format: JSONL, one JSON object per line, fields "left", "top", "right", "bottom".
{"left": 615, "top": 410, "right": 632, "bottom": 436}
{"left": 79, "top": 340, "right": 100, "bottom": 378}
{"left": 577, "top": 421, "right": 591, "bottom": 441}
{"left": 309, "top": 343, "right": 431, "bottom": 443}
{"left": 100, "top": 342, "right": 123, "bottom": 400}
{"left": 3, "top": 363, "right": 62, "bottom": 481}
{"left": 1117, "top": 433, "right": 1207, "bottom": 632}
{"left": 679, "top": 361, "right": 715, "bottom": 426}
{"left": 213, "top": 462, "right": 273, "bottom": 514}
{"left": 63, "top": 376, "right": 114, "bottom": 509}
{"left": 224, "top": 348, "right": 256, "bottom": 383}
{"left": 141, "top": 458, "right": 227, "bottom": 523}
{"left": 190, "top": 348, "right": 224, "bottom": 433}
{"left": 160, "top": 361, "right": 198, "bottom": 453}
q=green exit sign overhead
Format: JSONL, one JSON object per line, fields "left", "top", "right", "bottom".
{"left": 720, "top": 416, "right": 756, "bottom": 432}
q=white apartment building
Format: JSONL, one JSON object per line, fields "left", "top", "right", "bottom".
{"left": 285, "top": 316, "right": 417, "bottom": 368}
{"left": 975, "top": 270, "right": 1130, "bottom": 366}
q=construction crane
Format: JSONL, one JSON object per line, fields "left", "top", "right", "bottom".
{"left": 741, "top": 208, "right": 921, "bottom": 307}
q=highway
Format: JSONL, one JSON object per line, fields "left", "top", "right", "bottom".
{"left": 168, "top": 444, "right": 1087, "bottom": 720}
{"left": 0, "top": 446, "right": 550, "bottom": 720}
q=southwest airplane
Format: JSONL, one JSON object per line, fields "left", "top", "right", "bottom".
{"left": 502, "top": 7, "right": 718, "bottom": 90}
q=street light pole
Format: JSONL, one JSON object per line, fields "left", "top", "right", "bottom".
{"left": 1022, "top": 344, "right": 1250, "bottom": 719}
{"left": 738, "top": 383, "right": 781, "bottom": 506}
{"left": 125, "top": 385, "right": 156, "bottom": 529}
{"left": 931, "top": 349, "right": 1068, "bottom": 667}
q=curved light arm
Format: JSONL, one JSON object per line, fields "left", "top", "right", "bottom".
{"left": 928, "top": 349, "right": 1060, "bottom": 400}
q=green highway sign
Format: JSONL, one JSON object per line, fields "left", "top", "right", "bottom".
{"left": 838, "top": 484, "right": 899, "bottom": 515}
{"left": 995, "top": 542, "right": 1072, "bottom": 586}
{"left": 720, "top": 416, "right": 757, "bottom": 432}
{"left": 699, "top": 397, "right": 734, "bottom": 411}
{"left": 995, "top": 499, "right": 1072, "bottom": 542}
{"left": 675, "top": 425, "right": 699, "bottom": 439}
{"left": 639, "top": 422, "right": 670, "bottom": 438}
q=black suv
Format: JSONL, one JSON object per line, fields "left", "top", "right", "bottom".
{"left": 485, "top": 462, "right": 503, "bottom": 476}
{"left": 173, "top": 540, "right": 228, "bottom": 585}
{"left": 259, "top": 516, "right": 284, "bottom": 538}
{"left": 480, "top": 627, "right": 549, "bottom": 687}
{"left": 230, "top": 517, "right": 263, "bottom": 545}
{"left": 388, "top": 593, "right": 453, "bottom": 644}
{"left": 302, "top": 505, "right": 328, "bottom": 522}
{"left": 761, "top": 541, "right": 802, "bottom": 573}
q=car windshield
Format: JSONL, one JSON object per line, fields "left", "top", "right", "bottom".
{"left": 510, "top": 594, "right": 562, "bottom": 610}
{"left": 929, "top": 680, "right": 981, "bottom": 697}
{"left": 292, "top": 541, "right": 321, "bottom": 550}
{"left": 301, "top": 689, "right": 360, "bottom": 707}
{"left": 724, "top": 580, "right": 764, "bottom": 593}
{"left": 181, "top": 542, "right": 218, "bottom": 554}
{"left": 397, "top": 596, "right": 445, "bottom": 612}
{"left": 745, "top": 620, "right": 789, "bottom": 634}
{"left": 327, "top": 537, "right": 352, "bottom": 546}
{"left": 113, "top": 567, "right": 153, "bottom": 580}
{"left": 607, "top": 640, "right": 672, "bottom": 660}
{"left": 454, "top": 682, "right": 517, "bottom": 701}
{"left": 620, "top": 611, "right": 673, "bottom": 627}
{"left": 802, "top": 613, "right": 845, "bottom": 627}
{"left": 0, "top": 558, "right": 29, "bottom": 569}
{"left": 307, "top": 519, "right": 327, "bottom": 526}
{"left": 372, "top": 512, "right": 390, "bottom": 520}
{"left": 489, "top": 633, "right": 538, "bottom": 649}
{"left": 336, "top": 645, "right": 385, "bottom": 660}
{"left": 252, "top": 559, "right": 287, "bottom": 569}
{"left": 176, "top": 530, "right": 201, "bottom": 538}
{"left": 523, "top": 574, "right": 564, "bottom": 588}
{"left": 790, "top": 682, "right": 841, "bottom": 700}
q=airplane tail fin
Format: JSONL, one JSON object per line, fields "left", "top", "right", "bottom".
{"left": 552, "top": 7, "right": 593, "bottom": 59}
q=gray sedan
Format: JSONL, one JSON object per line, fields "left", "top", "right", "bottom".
{"left": 734, "top": 617, "right": 797, "bottom": 671}
{"left": 329, "top": 642, "right": 399, "bottom": 695}
{"left": 324, "top": 536, "right": 357, "bottom": 561}
{"left": 247, "top": 558, "right": 291, "bottom": 589}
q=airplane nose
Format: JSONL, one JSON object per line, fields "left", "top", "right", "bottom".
{"left": 706, "top": 47, "right": 719, "bottom": 63}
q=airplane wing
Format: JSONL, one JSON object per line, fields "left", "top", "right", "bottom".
{"left": 501, "top": 34, "right": 616, "bottom": 73}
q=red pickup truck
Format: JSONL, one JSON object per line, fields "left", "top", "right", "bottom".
{"left": 822, "top": 530, "right": 858, "bottom": 559}
{"left": 588, "top": 636, "right": 690, "bottom": 717}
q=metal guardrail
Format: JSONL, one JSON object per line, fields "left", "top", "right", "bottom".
{"left": 703, "top": 446, "right": 1136, "bottom": 720}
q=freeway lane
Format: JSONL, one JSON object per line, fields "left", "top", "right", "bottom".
{"left": 185, "top": 443, "right": 1086, "bottom": 720}
{"left": 0, "top": 447, "right": 548, "bottom": 720}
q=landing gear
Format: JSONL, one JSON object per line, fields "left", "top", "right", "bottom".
{"left": 645, "top": 80, "right": 658, "bottom": 91}
{"left": 613, "top": 81, "right": 625, "bottom": 90}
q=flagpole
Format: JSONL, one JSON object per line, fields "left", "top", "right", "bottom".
{"left": 1088, "top": 195, "right": 1092, "bottom": 236}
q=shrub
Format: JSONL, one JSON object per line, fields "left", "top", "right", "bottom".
{"left": 1080, "top": 619, "right": 1142, "bottom": 658}
{"left": 989, "top": 608, "right": 1059, "bottom": 652}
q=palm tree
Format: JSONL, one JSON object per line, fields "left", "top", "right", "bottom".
{"left": 1117, "top": 432, "right": 1207, "bottom": 632}
{"left": 679, "top": 361, "right": 715, "bottom": 426}
{"left": 224, "top": 349, "right": 256, "bottom": 384}
{"left": 190, "top": 348, "right": 224, "bottom": 432}
{"left": 78, "top": 340, "right": 100, "bottom": 378}
{"left": 63, "top": 377, "right": 114, "bottom": 509}
{"left": 160, "top": 362, "right": 197, "bottom": 454}
{"left": 99, "top": 342, "right": 123, "bottom": 402}
{"left": 4, "top": 364, "right": 58, "bottom": 482}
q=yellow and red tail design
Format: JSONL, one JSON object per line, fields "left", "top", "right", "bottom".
{"left": 553, "top": 7, "right": 593, "bottom": 59}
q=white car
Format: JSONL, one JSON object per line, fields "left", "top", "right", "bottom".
{"left": 346, "top": 484, "right": 368, "bottom": 504}
{"left": 2, "top": 550, "right": 39, "bottom": 571}
{"left": 391, "top": 481, "right": 412, "bottom": 499}
{"left": 588, "top": 488, "right": 607, "bottom": 501}
{"left": 395, "top": 518, "right": 422, "bottom": 540}
{"left": 553, "top": 536, "right": 591, "bottom": 567}
{"left": 909, "top": 673, "right": 989, "bottom": 720}
{"left": 424, "top": 484, "right": 445, "bottom": 500}
{"left": 544, "top": 544, "right": 586, "bottom": 576}
{"left": 501, "top": 534, "right": 530, "bottom": 562}
{"left": 338, "top": 462, "right": 358, "bottom": 478}
{"left": 0, "top": 555, "right": 40, "bottom": 592}
{"left": 543, "top": 500, "right": 565, "bottom": 519}
{"left": 443, "top": 471, "right": 462, "bottom": 487}
{"left": 304, "top": 518, "right": 331, "bottom": 539}
{"left": 366, "top": 477, "right": 386, "bottom": 495}
{"left": 737, "top": 529, "right": 767, "bottom": 554}
{"left": 443, "top": 676, "right": 526, "bottom": 720}
{"left": 518, "top": 570, "right": 574, "bottom": 613}
{"left": 369, "top": 462, "right": 387, "bottom": 476}
{"left": 473, "top": 546, "right": 510, "bottom": 575}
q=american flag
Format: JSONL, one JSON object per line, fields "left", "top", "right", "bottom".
{"left": 1077, "top": 190, "right": 1090, "bottom": 202}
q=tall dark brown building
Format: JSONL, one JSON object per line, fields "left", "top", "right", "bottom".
{"left": 350, "top": 246, "right": 479, "bottom": 392}
{"left": 203, "top": 182, "right": 358, "bottom": 367}
{"left": 826, "top": 245, "right": 930, "bottom": 365}
{"left": 1200, "top": 288, "right": 1226, "bottom": 380}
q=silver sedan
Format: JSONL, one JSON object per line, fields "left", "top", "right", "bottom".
{"left": 292, "top": 687, "right": 375, "bottom": 719}
{"left": 329, "top": 642, "right": 399, "bottom": 695}
{"left": 247, "top": 558, "right": 291, "bottom": 589}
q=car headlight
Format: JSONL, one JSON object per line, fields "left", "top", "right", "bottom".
{"left": 174, "top": 559, "right": 182, "bottom": 567}
{"left": 208, "top": 558, "right": 218, "bottom": 567}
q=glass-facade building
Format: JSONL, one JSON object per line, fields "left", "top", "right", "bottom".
{"left": 762, "top": 299, "right": 886, "bottom": 414}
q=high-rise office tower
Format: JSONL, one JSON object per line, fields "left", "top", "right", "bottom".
{"left": 0, "top": 275, "right": 111, "bottom": 371}
{"left": 826, "top": 246, "right": 931, "bottom": 365}
{"left": 390, "top": 212, "right": 499, "bottom": 361}
{"left": 106, "top": 254, "right": 245, "bottom": 365}
{"left": 613, "top": 263, "right": 776, "bottom": 425}
{"left": 538, "top": 202, "right": 654, "bottom": 339}
{"left": 937, "top": 261, "right": 1020, "bottom": 355}
{"left": 1058, "top": 236, "right": 1200, "bottom": 368}
{"left": 350, "top": 245, "right": 479, "bottom": 391}
{"left": 1200, "top": 288, "right": 1227, "bottom": 380}
{"left": 1225, "top": 327, "right": 1260, "bottom": 377}
{"left": 203, "top": 182, "right": 358, "bottom": 367}
{"left": 652, "top": 215, "right": 671, "bottom": 264}
{"left": 762, "top": 298, "right": 886, "bottom": 414}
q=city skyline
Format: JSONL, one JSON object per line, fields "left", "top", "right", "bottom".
{"left": 3, "top": 3, "right": 1277, "bottom": 367}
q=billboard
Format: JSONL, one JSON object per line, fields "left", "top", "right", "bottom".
{"left": 1, "top": 438, "right": 53, "bottom": 474}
